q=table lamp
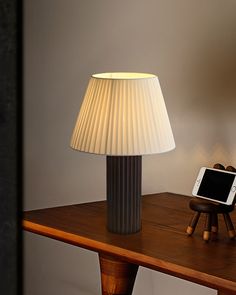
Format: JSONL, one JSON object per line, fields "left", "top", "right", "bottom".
{"left": 70, "top": 72, "right": 175, "bottom": 234}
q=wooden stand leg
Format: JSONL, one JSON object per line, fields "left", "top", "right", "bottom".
{"left": 211, "top": 213, "right": 218, "bottom": 234}
{"left": 211, "top": 213, "right": 218, "bottom": 240}
{"left": 186, "top": 212, "right": 201, "bottom": 235}
{"left": 203, "top": 213, "right": 212, "bottom": 241}
{"left": 99, "top": 254, "right": 138, "bottom": 295}
{"left": 223, "top": 213, "right": 236, "bottom": 239}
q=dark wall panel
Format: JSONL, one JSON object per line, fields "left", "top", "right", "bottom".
{"left": 0, "top": 1, "right": 22, "bottom": 294}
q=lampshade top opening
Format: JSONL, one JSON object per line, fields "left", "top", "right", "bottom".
{"left": 92, "top": 72, "right": 156, "bottom": 80}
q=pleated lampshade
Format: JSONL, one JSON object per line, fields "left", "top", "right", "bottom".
{"left": 70, "top": 72, "right": 175, "bottom": 155}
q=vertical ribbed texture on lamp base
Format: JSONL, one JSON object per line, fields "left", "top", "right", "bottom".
{"left": 107, "top": 156, "right": 142, "bottom": 234}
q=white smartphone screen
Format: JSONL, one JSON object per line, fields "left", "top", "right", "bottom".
{"left": 192, "top": 167, "right": 236, "bottom": 204}
{"left": 197, "top": 169, "right": 235, "bottom": 202}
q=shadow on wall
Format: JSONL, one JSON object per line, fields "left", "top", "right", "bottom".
{"left": 187, "top": 21, "right": 236, "bottom": 115}
{"left": 178, "top": 16, "right": 236, "bottom": 158}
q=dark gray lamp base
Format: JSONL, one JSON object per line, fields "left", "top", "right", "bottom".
{"left": 106, "top": 156, "right": 142, "bottom": 234}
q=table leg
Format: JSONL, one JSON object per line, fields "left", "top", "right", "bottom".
{"left": 99, "top": 253, "right": 139, "bottom": 295}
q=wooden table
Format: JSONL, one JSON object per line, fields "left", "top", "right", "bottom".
{"left": 23, "top": 193, "right": 236, "bottom": 295}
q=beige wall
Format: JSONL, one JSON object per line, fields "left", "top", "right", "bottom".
{"left": 24, "top": 1, "right": 236, "bottom": 294}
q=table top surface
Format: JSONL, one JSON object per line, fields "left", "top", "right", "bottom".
{"left": 23, "top": 192, "right": 236, "bottom": 294}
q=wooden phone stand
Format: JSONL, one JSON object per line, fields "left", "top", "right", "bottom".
{"left": 186, "top": 163, "right": 236, "bottom": 241}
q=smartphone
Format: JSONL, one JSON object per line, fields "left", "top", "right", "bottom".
{"left": 192, "top": 167, "right": 236, "bottom": 205}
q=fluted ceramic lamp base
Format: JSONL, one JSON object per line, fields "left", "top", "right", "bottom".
{"left": 106, "top": 156, "right": 142, "bottom": 234}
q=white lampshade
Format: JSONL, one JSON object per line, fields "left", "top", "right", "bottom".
{"left": 70, "top": 72, "right": 175, "bottom": 155}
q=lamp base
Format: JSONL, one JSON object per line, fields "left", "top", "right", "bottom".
{"left": 106, "top": 156, "right": 142, "bottom": 234}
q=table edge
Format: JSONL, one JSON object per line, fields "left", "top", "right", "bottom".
{"left": 23, "top": 220, "right": 236, "bottom": 294}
